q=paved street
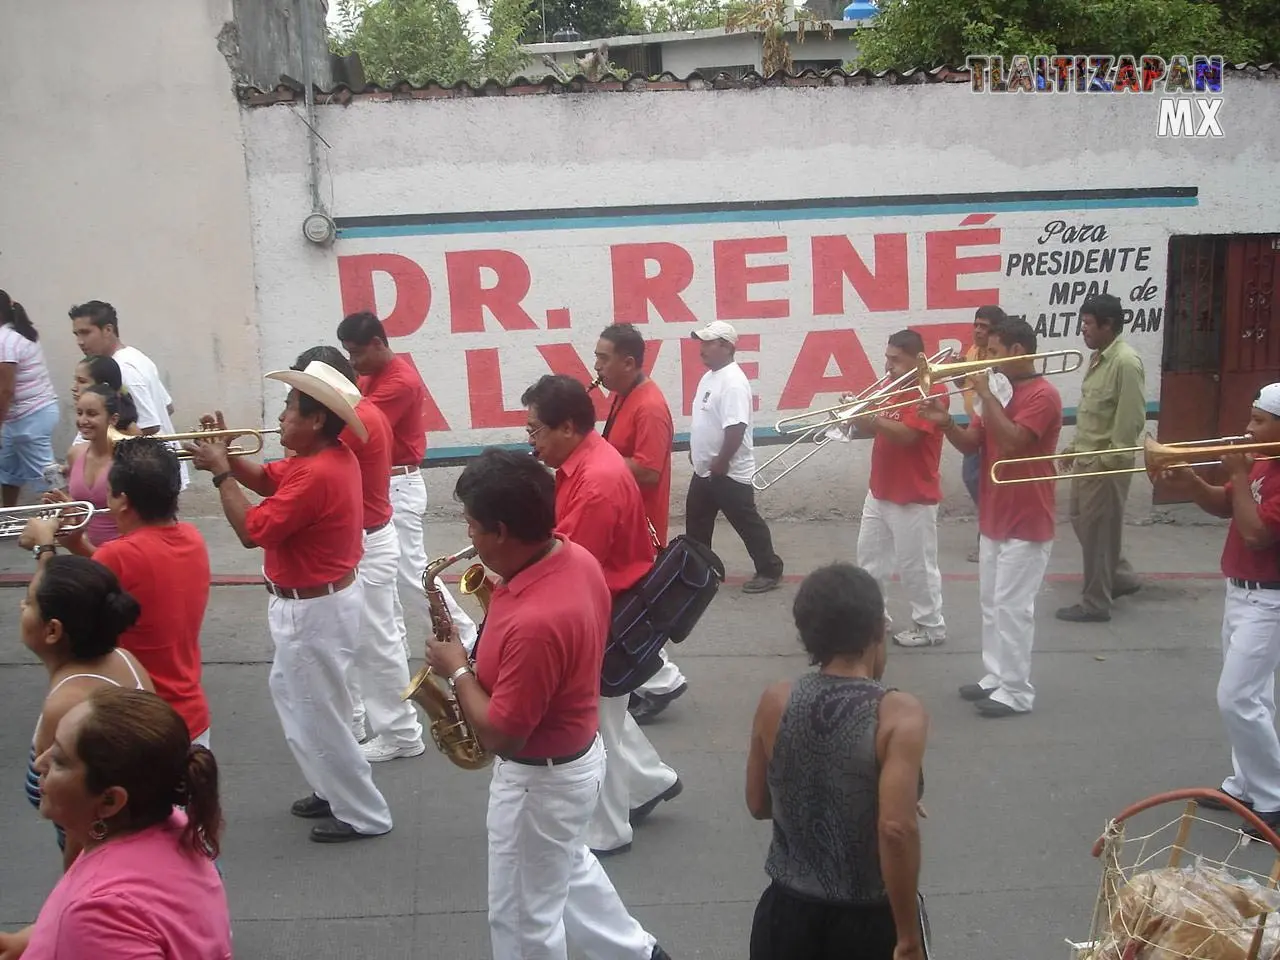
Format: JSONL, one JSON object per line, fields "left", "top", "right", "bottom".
{"left": 1, "top": 509, "right": 1272, "bottom": 959}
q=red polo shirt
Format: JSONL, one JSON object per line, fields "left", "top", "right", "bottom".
{"left": 341, "top": 399, "right": 394, "bottom": 530}
{"left": 359, "top": 354, "right": 427, "bottom": 466}
{"left": 94, "top": 523, "right": 212, "bottom": 739}
{"left": 1222, "top": 461, "right": 1280, "bottom": 582}
{"left": 975, "top": 376, "right": 1063, "bottom": 543}
{"left": 554, "top": 431, "right": 654, "bottom": 596}
{"left": 245, "top": 444, "right": 364, "bottom": 588}
{"left": 602, "top": 378, "right": 674, "bottom": 546}
{"left": 474, "top": 536, "right": 608, "bottom": 758}
{"left": 868, "top": 383, "right": 949, "bottom": 506}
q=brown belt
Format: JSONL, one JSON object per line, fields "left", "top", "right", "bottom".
{"left": 364, "top": 519, "right": 392, "bottom": 535}
{"left": 390, "top": 465, "right": 420, "bottom": 476}
{"left": 265, "top": 569, "right": 357, "bottom": 601}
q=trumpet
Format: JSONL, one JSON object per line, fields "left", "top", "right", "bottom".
{"left": 0, "top": 501, "right": 108, "bottom": 538}
{"left": 127, "top": 426, "right": 282, "bottom": 461}
{"left": 754, "top": 349, "right": 955, "bottom": 491}
{"left": 990, "top": 435, "right": 1280, "bottom": 485}
{"left": 587, "top": 375, "right": 603, "bottom": 393}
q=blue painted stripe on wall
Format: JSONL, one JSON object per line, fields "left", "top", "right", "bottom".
{"left": 337, "top": 197, "right": 1197, "bottom": 240}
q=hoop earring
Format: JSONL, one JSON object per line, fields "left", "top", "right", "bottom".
{"left": 89, "top": 819, "right": 108, "bottom": 841}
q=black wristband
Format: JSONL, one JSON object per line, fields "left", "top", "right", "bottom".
{"left": 212, "top": 471, "right": 232, "bottom": 488}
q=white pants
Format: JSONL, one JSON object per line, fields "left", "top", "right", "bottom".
{"left": 1219, "top": 583, "right": 1280, "bottom": 813}
{"left": 635, "top": 649, "right": 686, "bottom": 697}
{"left": 977, "top": 535, "right": 1052, "bottom": 712}
{"left": 267, "top": 579, "right": 393, "bottom": 835}
{"left": 488, "top": 736, "right": 656, "bottom": 960}
{"left": 587, "top": 695, "right": 679, "bottom": 851}
{"left": 389, "top": 471, "right": 478, "bottom": 652}
{"left": 856, "top": 493, "right": 945, "bottom": 637}
{"left": 350, "top": 523, "right": 423, "bottom": 745}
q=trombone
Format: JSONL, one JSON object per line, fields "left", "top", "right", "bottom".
{"left": 0, "top": 501, "right": 108, "bottom": 538}
{"left": 990, "top": 435, "right": 1280, "bottom": 485}
{"left": 753, "top": 349, "right": 955, "bottom": 491}
{"left": 121, "top": 426, "right": 282, "bottom": 461}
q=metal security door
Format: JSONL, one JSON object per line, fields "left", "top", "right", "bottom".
{"left": 1218, "top": 237, "right": 1280, "bottom": 436}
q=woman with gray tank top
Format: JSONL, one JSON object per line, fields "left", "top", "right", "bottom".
{"left": 746, "top": 563, "right": 930, "bottom": 960}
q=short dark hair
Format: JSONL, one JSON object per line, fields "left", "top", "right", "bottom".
{"left": 336, "top": 312, "right": 388, "bottom": 347}
{"left": 975, "top": 305, "right": 1007, "bottom": 324}
{"left": 293, "top": 345, "right": 358, "bottom": 385}
{"left": 520, "top": 374, "right": 596, "bottom": 435}
{"left": 109, "top": 437, "right": 180, "bottom": 523}
{"left": 990, "top": 317, "right": 1037, "bottom": 355}
{"left": 599, "top": 324, "right": 645, "bottom": 366}
{"left": 887, "top": 329, "right": 925, "bottom": 357}
{"left": 1080, "top": 293, "right": 1124, "bottom": 330}
{"left": 292, "top": 391, "right": 346, "bottom": 440}
{"left": 455, "top": 448, "right": 556, "bottom": 542}
{"left": 69, "top": 300, "right": 120, "bottom": 335}
{"left": 792, "top": 563, "right": 884, "bottom": 666}
{"left": 35, "top": 555, "right": 141, "bottom": 660}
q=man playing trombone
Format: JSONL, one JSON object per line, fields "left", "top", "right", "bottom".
{"left": 1055, "top": 293, "right": 1146, "bottom": 624}
{"left": 848, "top": 329, "right": 950, "bottom": 648}
{"left": 919, "top": 318, "right": 1063, "bottom": 718}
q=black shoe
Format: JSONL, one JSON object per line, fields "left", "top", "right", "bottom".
{"left": 1113, "top": 582, "right": 1142, "bottom": 599}
{"left": 309, "top": 817, "right": 388, "bottom": 843}
{"left": 959, "top": 683, "right": 993, "bottom": 702}
{"left": 651, "top": 946, "right": 672, "bottom": 960}
{"left": 629, "top": 683, "right": 689, "bottom": 725}
{"left": 1197, "top": 788, "right": 1254, "bottom": 812}
{"left": 1056, "top": 604, "right": 1111, "bottom": 623}
{"left": 976, "top": 699, "right": 1028, "bottom": 718}
{"left": 591, "top": 842, "right": 632, "bottom": 857}
{"left": 631, "top": 779, "right": 683, "bottom": 824}
{"left": 743, "top": 575, "right": 780, "bottom": 594}
{"left": 1243, "top": 809, "right": 1280, "bottom": 840}
{"left": 291, "top": 794, "right": 332, "bottom": 819}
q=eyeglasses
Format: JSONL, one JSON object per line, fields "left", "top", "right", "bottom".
{"left": 526, "top": 424, "right": 547, "bottom": 439}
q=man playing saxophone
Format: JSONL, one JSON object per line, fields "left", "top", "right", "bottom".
{"left": 425, "top": 448, "right": 671, "bottom": 960}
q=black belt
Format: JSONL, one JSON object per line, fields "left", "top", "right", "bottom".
{"left": 364, "top": 519, "right": 392, "bottom": 535}
{"left": 506, "top": 742, "right": 593, "bottom": 767}
{"left": 1230, "top": 578, "right": 1280, "bottom": 591}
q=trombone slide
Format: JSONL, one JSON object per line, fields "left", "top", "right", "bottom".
{"left": 989, "top": 435, "right": 1280, "bottom": 485}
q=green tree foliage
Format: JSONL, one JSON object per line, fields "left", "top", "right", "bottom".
{"left": 725, "top": 0, "right": 834, "bottom": 75}
{"left": 520, "top": 0, "right": 632, "bottom": 42}
{"left": 628, "top": 0, "right": 735, "bottom": 33}
{"left": 331, "top": 0, "right": 535, "bottom": 85}
{"left": 853, "top": 0, "right": 1277, "bottom": 72}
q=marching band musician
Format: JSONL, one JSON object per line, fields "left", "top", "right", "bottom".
{"left": 522, "top": 374, "right": 683, "bottom": 856}
{"left": 593, "top": 323, "right": 690, "bottom": 724}
{"left": 424, "top": 449, "right": 672, "bottom": 960}
{"left": 848, "top": 329, "right": 950, "bottom": 649}
{"left": 336, "top": 312, "right": 478, "bottom": 656}
{"left": 289, "top": 347, "right": 426, "bottom": 764}
{"left": 186, "top": 362, "right": 394, "bottom": 843}
{"left": 1160, "top": 383, "right": 1280, "bottom": 838}
{"left": 962, "top": 307, "right": 1002, "bottom": 562}
{"left": 919, "top": 318, "right": 1062, "bottom": 718}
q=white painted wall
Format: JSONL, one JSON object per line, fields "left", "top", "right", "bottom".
{"left": 0, "top": 0, "right": 261, "bottom": 507}
{"left": 241, "top": 77, "right": 1280, "bottom": 520}
{"left": 659, "top": 33, "right": 766, "bottom": 75}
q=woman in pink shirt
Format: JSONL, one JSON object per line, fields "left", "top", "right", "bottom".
{"left": 0, "top": 687, "right": 231, "bottom": 959}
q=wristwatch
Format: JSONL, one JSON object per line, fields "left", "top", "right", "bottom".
{"left": 32, "top": 544, "right": 56, "bottom": 560}
{"left": 447, "top": 665, "right": 473, "bottom": 689}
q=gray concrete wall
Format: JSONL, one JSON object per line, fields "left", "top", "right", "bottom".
{"left": 230, "top": 0, "right": 333, "bottom": 91}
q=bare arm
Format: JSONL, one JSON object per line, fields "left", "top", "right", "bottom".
{"left": 877, "top": 691, "right": 928, "bottom": 957}
{"left": 718, "top": 423, "right": 747, "bottom": 462}
{"left": 855, "top": 415, "right": 921, "bottom": 447}
{"left": 0, "top": 364, "right": 15, "bottom": 424}
{"left": 450, "top": 671, "right": 526, "bottom": 756}
{"left": 1164, "top": 466, "right": 1232, "bottom": 519}
{"left": 624, "top": 458, "right": 661, "bottom": 487}
{"left": 1225, "top": 455, "right": 1275, "bottom": 549}
{"left": 746, "top": 681, "right": 790, "bottom": 820}
{"left": 216, "top": 478, "right": 257, "bottom": 549}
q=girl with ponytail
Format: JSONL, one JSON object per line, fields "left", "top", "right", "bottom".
{"left": 0, "top": 290, "right": 60, "bottom": 507}
{"left": 0, "top": 687, "right": 231, "bottom": 959}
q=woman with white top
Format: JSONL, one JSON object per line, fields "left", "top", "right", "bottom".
{"left": 0, "top": 291, "right": 60, "bottom": 507}
{"left": 20, "top": 553, "right": 153, "bottom": 870}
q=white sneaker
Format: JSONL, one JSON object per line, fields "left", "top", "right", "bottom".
{"left": 361, "top": 736, "right": 427, "bottom": 763}
{"left": 351, "top": 717, "right": 368, "bottom": 743}
{"left": 893, "top": 628, "right": 945, "bottom": 648}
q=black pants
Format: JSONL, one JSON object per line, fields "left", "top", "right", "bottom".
{"left": 685, "top": 474, "right": 783, "bottom": 580}
{"left": 750, "top": 883, "right": 897, "bottom": 960}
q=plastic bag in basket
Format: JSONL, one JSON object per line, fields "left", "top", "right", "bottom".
{"left": 1092, "top": 864, "right": 1280, "bottom": 960}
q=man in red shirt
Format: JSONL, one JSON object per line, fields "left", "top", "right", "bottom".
{"left": 424, "top": 448, "right": 670, "bottom": 960}
{"left": 849, "top": 329, "right": 950, "bottom": 649}
{"left": 920, "top": 318, "right": 1062, "bottom": 718}
{"left": 187, "top": 361, "right": 393, "bottom": 843}
{"left": 337, "top": 312, "right": 477, "bottom": 654}
{"left": 20, "top": 437, "right": 213, "bottom": 746}
{"left": 1161, "top": 383, "right": 1280, "bottom": 837}
{"left": 593, "top": 322, "right": 689, "bottom": 724}
{"left": 291, "top": 347, "right": 425, "bottom": 763}
{"left": 522, "top": 373, "right": 683, "bottom": 856}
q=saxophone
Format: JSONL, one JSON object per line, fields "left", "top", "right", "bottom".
{"left": 402, "top": 545, "right": 494, "bottom": 771}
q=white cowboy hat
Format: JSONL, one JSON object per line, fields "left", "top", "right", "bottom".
{"left": 264, "top": 361, "right": 368, "bottom": 441}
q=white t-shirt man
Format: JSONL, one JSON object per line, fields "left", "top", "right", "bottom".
{"left": 689, "top": 361, "right": 756, "bottom": 485}
{"left": 112, "top": 344, "right": 190, "bottom": 490}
